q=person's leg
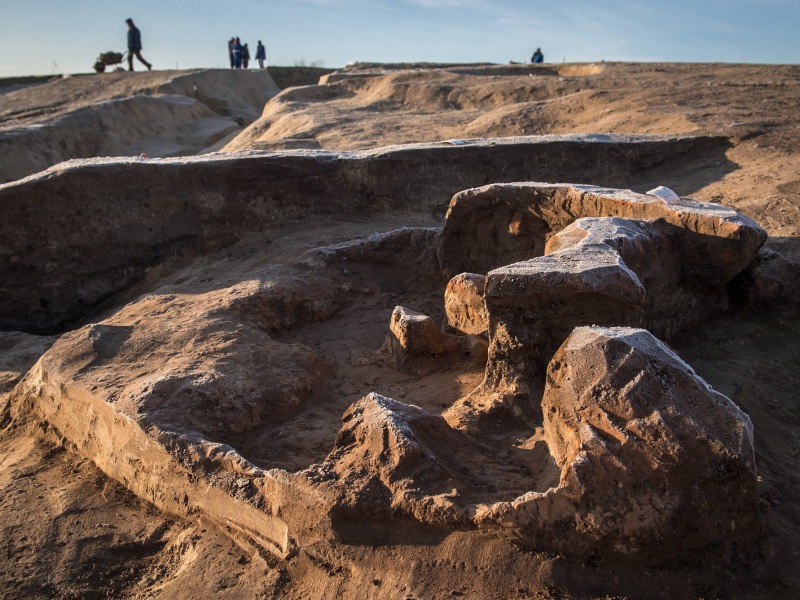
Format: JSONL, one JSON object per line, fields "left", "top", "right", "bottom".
{"left": 134, "top": 51, "right": 152, "bottom": 70}
{"left": 128, "top": 51, "right": 134, "bottom": 71}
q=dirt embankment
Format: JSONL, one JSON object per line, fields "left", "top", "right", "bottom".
{"left": 0, "top": 69, "right": 280, "bottom": 184}
{"left": 223, "top": 62, "right": 800, "bottom": 241}
{"left": 267, "top": 66, "right": 334, "bottom": 90}
{"left": 0, "top": 133, "right": 731, "bottom": 334}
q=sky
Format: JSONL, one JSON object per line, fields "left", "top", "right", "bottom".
{"left": 0, "top": 0, "right": 797, "bottom": 77}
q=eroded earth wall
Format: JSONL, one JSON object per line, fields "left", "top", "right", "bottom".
{"left": 0, "top": 134, "right": 727, "bottom": 332}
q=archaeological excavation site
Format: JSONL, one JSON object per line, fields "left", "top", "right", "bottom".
{"left": 2, "top": 63, "right": 800, "bottom": 598}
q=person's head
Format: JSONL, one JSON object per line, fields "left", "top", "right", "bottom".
{"left": 126, "top": 18, "right": 134, "bottom": 27}
{"left": 258, "top": 40, "right": 262, "bottom": 44}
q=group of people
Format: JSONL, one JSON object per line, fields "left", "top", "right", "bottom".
{"left": 228, "top": 38, "right": 267, "bottom": 69}
{"left": 122, "top": 18, "right": 269, "bottom": 73}
{"left": 125, "top": 17, "right": 534, "bottom": 73}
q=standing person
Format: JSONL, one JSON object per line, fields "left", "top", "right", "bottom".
{"left": 242, "top": 43, "right": 250, "bottom": 69}
{"left": 256, "top": 41, "right": 266, "bottom": 69}
{"left": 228, "top": 37, "right": 235, "bottom": 68}
{"left": 531, "top": 47, "right": 544, "bottom": 63}
{"left": 125, "top": 18, "right": 152, "bottom": 71}
{"left": 232, "top": 37, "right": 242, "bottom": 69}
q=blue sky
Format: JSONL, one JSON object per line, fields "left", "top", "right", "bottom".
{"left": 0, "top": 0, "right": 796, "bottom": 77}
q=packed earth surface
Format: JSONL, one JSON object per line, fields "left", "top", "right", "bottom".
{"left": 1, "top": 62, "right": 799, "bottom": 599}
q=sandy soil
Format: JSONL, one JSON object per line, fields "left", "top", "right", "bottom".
{"left": 0, "top": 69, "right": 281, "bottom": 183}
{"left": 226, "top": 62, "right": 800, "bottom": 244}
{"left": 2, "top": 62, "right": 800, "bottom": 598}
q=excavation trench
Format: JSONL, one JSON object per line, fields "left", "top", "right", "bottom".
{"left": 4, "top": 137, "right": 766, "bottom": 562}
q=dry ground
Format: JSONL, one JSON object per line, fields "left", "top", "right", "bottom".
{"left": 1, "top": 62, "right": 799, "bottom": 598}
{"left": 0, "top": 69, "right": 280, "bottom": 184}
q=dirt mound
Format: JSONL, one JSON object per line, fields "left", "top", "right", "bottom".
{"left": 0, "top": 69, "right": 279, "bottom": 184}
{"left": 222, "top": 62, "right": 800, "bottom": 243}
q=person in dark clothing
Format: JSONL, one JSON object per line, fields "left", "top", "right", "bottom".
{"left": 531, "top": 47, "right": 544, "bottom": 63}
{"left": 242, "top": 43, "right": 250, "bottom": 69}
{"left": 256, "top": 41, "right": 266, "bottom": 69}
{"left": 228, "top": 37, "right": 235, "bottom": 68}
{"left": 126, "top": 18, "right": 152, "bottom": 71}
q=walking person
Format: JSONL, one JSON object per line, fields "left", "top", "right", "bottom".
{"left": 242, "top": 43, "right": 250, "bottom": 69}
{"left": 228, "top": 37, "right": 235, "bottom": 68}
{"left": 256, "top": 41, "right": 266, "bottom": 69}
{"left": 125, "top": 18, "right": 152, "bottom": 71}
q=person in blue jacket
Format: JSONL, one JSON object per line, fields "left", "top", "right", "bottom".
{"left": 232, "top": 37, "right": 242, "bottom": 69}
{"left": 126, "top": 18, "right": 152, "bottom": 71}
{"left": 531, "top": 47, "right": 544, "bottom": 63}
{"left": 256, "top": 41, "right": 266, "bottom": 69}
